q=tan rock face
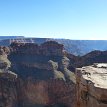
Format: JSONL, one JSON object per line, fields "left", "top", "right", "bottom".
{"left": 0, "top": 41, "right": 76, "bottom": 107}
{"left": 76, "top": 63, "right": 107, "bottom": 107}
{"left": 0, "top": 76, "right": 18, "bottom": 107}
{"left": 0, "top": 46, "right": 10, "bottom": 55}
{"left": 0, "top": 46, "right": 18, "bottom": 107}
{"left": 17, "top": 79, "right": 75, "bottom": 107}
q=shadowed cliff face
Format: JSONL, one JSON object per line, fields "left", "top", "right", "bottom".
{"left": 1, "top": 41, "right": 107, "bottom": 107}
{"left": 67, "top": 50, "right": 107, "bottom": 68}
{"left": 0, "top": 46, "right": 18, "bottom": 107}
{"left": 0, "top": 41, "right": 75, "bottom": 107}
{"left": 9, "top": 41, "right": 65, "bottom": 80}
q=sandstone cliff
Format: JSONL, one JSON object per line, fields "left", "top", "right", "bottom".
{"left": 76, "top": 63, "right": 107, "bottom": 107}
{"left": 0, "top": 41, "right": 76, "bottom": 107}
{"left": 0, "top": 46, "right": 18, "bottom": 107}
{"left": 1, "top": 41, "right": 107, "bottom": 107}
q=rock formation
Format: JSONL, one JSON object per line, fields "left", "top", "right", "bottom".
{"left": 0, "top": 41, "right": 76, "bottom": 107}
{"left": 67, "top": 50, "right": 107, "bottom": 68}
{"left": 76, "top": 63, "right": 107, "bottom": 107}
{"left": 1, "top": 40, "right": 107, "bottom": 107}
{"left": 0, "top": 46, "right": 18, "bottom": 107}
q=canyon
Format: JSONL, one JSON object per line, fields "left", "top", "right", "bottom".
{"left": 0, "top": 41, "right": 76, "bottom": 107}
{"left": 1, "top": 36, "right": 107, "bottom": 56}
{"left": 0, "top": 40, "right": 107, "bottom": 107}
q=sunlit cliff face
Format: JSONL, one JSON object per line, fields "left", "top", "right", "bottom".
{"left": 76, "top": 63, "right": 107, "bottom": 107}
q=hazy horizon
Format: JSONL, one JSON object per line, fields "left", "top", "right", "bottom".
{"left": 1, "top": 36, "right": 107, "bottom": 40}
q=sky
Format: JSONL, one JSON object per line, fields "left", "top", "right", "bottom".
{"left": 0, "top": 0, "right": 107, "bottom": 40}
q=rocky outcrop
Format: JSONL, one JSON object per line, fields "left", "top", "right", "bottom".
{"left": 0, "top": 41, "right": 76, "bottom": 107}
{"left": 1, "top": 41, "right": 107, "bottom": 107}
{"left": 76, "top": 50, "right": 107, "bottom": 67}
{"left": 0, "top": 46, "right": 18, "bottom": 107}
{"left": 10, "top": 41, "right": 64, "bottom": 56}
{"left": 67, "top": 50, "right": 107, "bottom": 68}
{"left": 76, "top": 63, "right": 107, "bottom": 107}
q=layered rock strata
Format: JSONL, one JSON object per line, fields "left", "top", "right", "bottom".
{"left": 0, "top": 41, "right": 76, "bottom": 107}
{"left": 76, "top": 63, "right": 107, "bottom": 107}
{"left": 0, "top": 46, "right": 18, "bottom": 107}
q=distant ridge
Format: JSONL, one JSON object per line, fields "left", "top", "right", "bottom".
{"left": 0, "top": 36, "right": 107, "bottom": 56}
{"left": 0, "top": 36, "right": 24, "bottom": 40}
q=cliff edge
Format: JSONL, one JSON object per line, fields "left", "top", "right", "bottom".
{"left": 0, "top": 41, "right": 76, "bottom": 107}
{"left": 76, "top": 63, "right": 107, "bottom": 107}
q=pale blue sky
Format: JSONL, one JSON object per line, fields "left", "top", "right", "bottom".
{"left": 0, "top": 0, "right": 107, "bottom": 39}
